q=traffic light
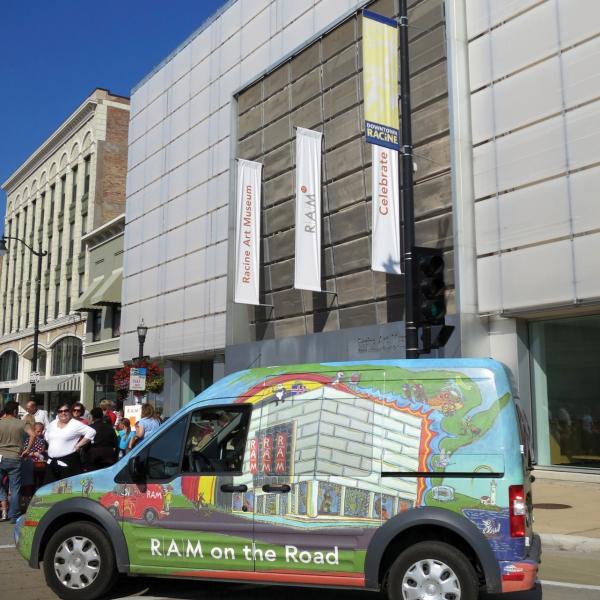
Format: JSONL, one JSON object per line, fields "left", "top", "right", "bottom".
{"left": 412, "top": 246, "right": 446, "bottom": 326}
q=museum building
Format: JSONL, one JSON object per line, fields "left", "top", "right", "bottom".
{"left": 121, "top": 0, "right": 600, "bottom": 476}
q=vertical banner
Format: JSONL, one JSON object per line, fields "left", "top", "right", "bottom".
{"left": 295, "top": 127, "right": 323, "bottom": 291}
{"left": 372, "top": 145, "right": 402, "bottom": 274}
{"left": 362, "top": 10, "right": 399, "bottom": 150}
{"left": 234, "top": 159, "right": 262, "bottom": 305}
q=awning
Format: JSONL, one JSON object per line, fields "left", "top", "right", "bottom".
{"left": 91, "top": 268, "right": 122, "bottom": 306}
{"left": 57, "top": 374, "right": 82, "bottom": 391}
{"left": 9, "top": 374, "right": 82, "bottom": 394}
{"left": 72, "top": 275, "right": 105, "bottom": 312}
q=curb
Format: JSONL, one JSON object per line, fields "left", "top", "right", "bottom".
{"left": 540, "top": 533, "right": 600, "bottom": 553}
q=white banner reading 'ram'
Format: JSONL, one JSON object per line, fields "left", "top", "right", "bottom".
{"left": 234, "top": 159, "right": 263, "bottom": 305}
{"left": 295, "top": 128, "right": 323, "bottom": 291}
{"left": 372, "top": 145, "right": 402, "bottom": 274}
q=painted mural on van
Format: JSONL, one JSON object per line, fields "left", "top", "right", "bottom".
{"left": 18, "top": 360, "right": 528, "bottom": 584}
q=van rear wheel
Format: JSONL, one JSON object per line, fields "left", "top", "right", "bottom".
{"left": 386, "top": 541, "right": 478, "bottom": 600}
{"left": 43, "top": 521, "right": 117, "bottom": 600}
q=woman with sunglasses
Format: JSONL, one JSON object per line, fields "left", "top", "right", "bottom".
{"left": 44, "top": 404, "right": 95, "bottom": 484}
{"left": 71, "top": 402, "right": 89, "bottom": 425}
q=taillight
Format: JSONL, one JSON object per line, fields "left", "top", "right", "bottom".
{"left": 509, "top": 485, "right": 526, "bottom": 537}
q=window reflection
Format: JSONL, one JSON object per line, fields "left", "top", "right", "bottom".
{"left": 531, "top": 316, "right": 600, "bottom": 469}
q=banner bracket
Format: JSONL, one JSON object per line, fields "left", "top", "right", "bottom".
{"left": 253, "top": 302, "right": 275, "bottom": 318}
{"left": 315, "top": 290, "right": 338, "bottom": 308}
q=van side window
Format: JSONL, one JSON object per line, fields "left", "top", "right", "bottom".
{"left": 146, "top": 416, "right": 188, "bottom": 480}
{"left": 182, "top": 406, "right": 251, "bottom": 474}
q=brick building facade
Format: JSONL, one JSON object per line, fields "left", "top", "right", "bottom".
{"left": 0, "top": 88, "right": 130, "bottom": 413}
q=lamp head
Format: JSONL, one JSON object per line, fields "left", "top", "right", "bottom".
{"left": 0, "top": 239, "right": 7, "bottom": 257}
{"left": 137, "top": 319, "right": 148, "bottom": 343}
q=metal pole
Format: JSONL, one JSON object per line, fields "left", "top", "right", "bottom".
{"left": 30, "top": 240, "right": 44, "bottom": 400}
{"left": 1, "top": 235, "right": 48, "bottom": 400}
{"left": 399, "top": 0, "right": 419, "bottom": 358}
{"left": 138, "top": 340, "right": 144, "bottom": 361}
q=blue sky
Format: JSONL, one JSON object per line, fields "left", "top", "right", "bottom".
{"left": 0, "top": 0, "right": 228, "bottom": 233}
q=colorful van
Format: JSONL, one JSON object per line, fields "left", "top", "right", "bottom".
{"left": 15, "top": 359, "right": 540, "bottom": 600}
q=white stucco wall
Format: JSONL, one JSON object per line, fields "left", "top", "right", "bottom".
{"left": 120, "top": 0, "right": 369, "bottom": 361}
{"left": 466, "top": 0, "right": 600, "bottom": 313}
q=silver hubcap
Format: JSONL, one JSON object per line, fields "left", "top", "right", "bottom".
{"left": 402, "top": 558, "right": 461, "bottom": 600}
{"left": 53, "top": 535, "right": 101, "bottom": 589}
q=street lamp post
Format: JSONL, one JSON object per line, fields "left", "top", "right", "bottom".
{"left": 136, "top": 319, "right": 148, "bottom": 361}
{"left": 0, "top": 236, "right": 48, "bottom": 401}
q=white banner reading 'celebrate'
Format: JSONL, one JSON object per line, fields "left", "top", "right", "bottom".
{"left": 372, "top": 145, "right": 402, "bottom": 274}
{"left": 234, "top": 159, "right": 263, "bottom": 305}
{"left": 295, "top": 128, "right": 323, "bottom": 291}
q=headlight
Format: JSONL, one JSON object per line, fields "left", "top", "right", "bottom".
{"left": 13, "top": 514, "right": 25, "bottom": 546}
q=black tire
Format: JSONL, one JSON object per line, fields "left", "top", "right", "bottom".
{"left": 43, "top": 521, "right": 117, "bottom": 600}
{"left": 386, "top": 541, "right": 478, "bottom": 600}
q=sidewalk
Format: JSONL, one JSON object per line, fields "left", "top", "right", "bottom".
{"left": 532, "top": 473, "right": 600, "bottom": 553}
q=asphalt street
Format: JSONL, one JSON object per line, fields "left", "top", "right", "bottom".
{"left": 2, "top": 521, "right": 599, "bottom": 600}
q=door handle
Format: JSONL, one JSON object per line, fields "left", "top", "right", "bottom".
{"left": 262, "top": 484, "right": 291, "bottom": 493}
{"left": 220, "top": 484, "right": 248, "bottom": 493}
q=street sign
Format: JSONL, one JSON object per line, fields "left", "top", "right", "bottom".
{"left": 29, "top": 371, "right": 40, "bottom": 384}
{"left": 130, "top": 367, "right": 147, "bottom": 391}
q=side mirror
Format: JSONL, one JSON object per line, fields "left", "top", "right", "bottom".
{"left": 129, "top": 455, "right": 146, "bottom": 481}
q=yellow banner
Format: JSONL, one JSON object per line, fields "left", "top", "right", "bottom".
{"left": 362, "top": 11, "right": 399, "bottom": 150}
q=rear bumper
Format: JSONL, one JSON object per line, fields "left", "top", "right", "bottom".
{"left": 500, "top": 534, "right": 542, "bottom": 593}
{"left": 529, "top": 534, "right": 542, "bottom": 563}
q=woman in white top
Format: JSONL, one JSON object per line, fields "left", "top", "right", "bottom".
{"left": 44, "top": 403, "right": 96, "bottom": 484}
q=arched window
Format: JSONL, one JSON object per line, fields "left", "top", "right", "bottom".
{"left": 0, "top": 350, "right": 18, "bottom": 381}
{"left": 51, "top": 337, "right": 82, "bottom": 375}
{"left": 31, "top": 350, "right": 47, "bottom": 376}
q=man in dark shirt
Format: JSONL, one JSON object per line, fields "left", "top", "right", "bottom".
{"left": 85, "top": 407, "right": 119, "bottom": 471}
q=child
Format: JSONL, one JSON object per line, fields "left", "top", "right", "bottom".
{"left": 117, "top": 418, "right": 135, "bottom": 459}
{"left": 26, "top": 422, "right": 48, "bottom": 463}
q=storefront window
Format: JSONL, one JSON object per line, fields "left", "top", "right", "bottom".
{"left": 531, "top": 316, "right": 600, "bottom": 469}
{"left": 181, "top": 360, "right": 213, "bottom": 406}
{"left": 91, "top": 370, "right": 117, "bottom": 408}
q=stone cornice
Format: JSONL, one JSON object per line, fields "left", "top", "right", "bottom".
{"left": 2, "top": 100, "right": 98, "bottom": 193}
{"left": 0, "top": 313, "right": 86, "bottom": 346}
{"left": 82, "top": 213, "right": 126, "bottom": 248}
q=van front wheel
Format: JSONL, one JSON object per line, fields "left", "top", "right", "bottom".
{"left": 386, "top": 541, "right": 478, "bottom": 600}
{"left": 43, "top": 521, "right": 117, "bottom": 600}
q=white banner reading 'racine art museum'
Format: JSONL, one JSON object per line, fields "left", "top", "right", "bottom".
{"left": 372, "top": 145, "right": 402, "bottom": 274}
{"left": 295, "top": 128, "right": 323, "bottom": 291}
{"left": 234, "top": 159, "right": 263, "bottom": 305}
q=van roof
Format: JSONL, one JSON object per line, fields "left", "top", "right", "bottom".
{"left": 188, "top": 358, "right": 509, "bottom": 408}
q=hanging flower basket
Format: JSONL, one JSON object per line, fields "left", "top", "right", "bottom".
{"left": 113, "top": 359, "right": 164, "bottom": 399}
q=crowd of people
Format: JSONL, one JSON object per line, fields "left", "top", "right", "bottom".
{"left": 0, "top": 399, "right": 163, "bottom": 523}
